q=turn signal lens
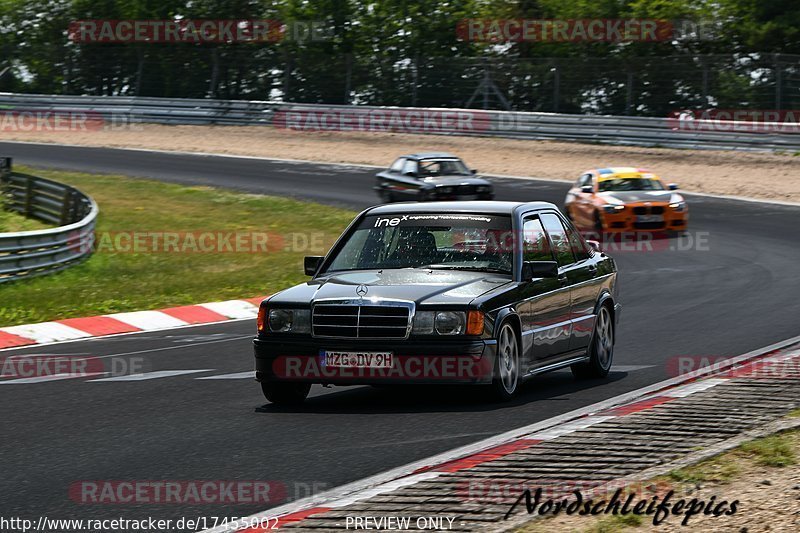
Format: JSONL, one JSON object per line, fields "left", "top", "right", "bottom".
{"left": 466, "top": 310, "right": 485, "bottom": 335}
{"left": 257, "top": 306, "right": 266, "bottom": 333}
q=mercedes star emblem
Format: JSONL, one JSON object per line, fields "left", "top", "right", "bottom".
{"left": 356, "top": 285, "right": 369, "bottom": 297}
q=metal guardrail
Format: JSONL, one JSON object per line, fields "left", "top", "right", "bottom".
{"left": 0, "top": 158, "right": 97, "bottom": 282}
{"left": 1, "top": 93, "right": 799, "bottom": 151}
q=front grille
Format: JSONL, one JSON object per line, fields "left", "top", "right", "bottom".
{"left": 457, "top": 185, "right": 477, "bottom": 195}
{"left": 632, "top": 205, "right": 665, "bottom": 215}
{"left": 312, "top": 302, "right": 412, "bottom": 339}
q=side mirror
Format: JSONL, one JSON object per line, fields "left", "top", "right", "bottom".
{"left": 304, "top": 256, "right": 324, "bottom": 276}
{"left": 586, "top": 240, "right": 602, "bottom": 253}
{"left": 471, "top": 168, "right": 478, "bottom": 174}
{"left": 522, "top": 260, "right": 558, "bottom": 280}
{"left": 580, "top": 185, "right": 593, "bottom": 193}
{"left": 668, "top": 183, "right": 679, "bottom": 190}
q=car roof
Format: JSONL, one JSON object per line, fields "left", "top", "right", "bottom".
{"left": 366, "top": 201, "right": 557, "bottom": 216}
{"left": 401, "top": 152, "right": 460, "bottom": 161}
{"left": 590, "top": 167, "right": 660, "bottom": 180}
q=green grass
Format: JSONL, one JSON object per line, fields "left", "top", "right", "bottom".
{"left": 739, "top": 433, "right": 796, "bottom": 467}
{"left": 668, "top": 430, "right": 797, "bottom": 486}
{"left": 0, "top": 167, "right": 356, "bottom": 326}
{"left": 787, "top": 408, "right": 800, "bottom": 418}
{"left": 667, "top": 455, "right": 741, "bottom": 485}
{"left": 0, "top": 197, "right": 51, "bottom": 233}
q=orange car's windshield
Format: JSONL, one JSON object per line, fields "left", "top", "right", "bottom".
{"left": 598, "top": 178, "right": 664, "bottom": 192}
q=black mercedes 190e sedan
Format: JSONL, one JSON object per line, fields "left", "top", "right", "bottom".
{"left": 254, "top": 201, "right": 620, "bottom": 404}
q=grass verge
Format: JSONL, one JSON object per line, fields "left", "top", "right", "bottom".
{"left": 0, "top": 166, "right": 356, "bottom": 326}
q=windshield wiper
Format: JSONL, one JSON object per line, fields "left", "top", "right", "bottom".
{"left": 417, "top": 264, "right": 510, "bottom": 274}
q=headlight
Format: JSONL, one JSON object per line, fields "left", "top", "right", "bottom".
{"left": 602, "top": 204, "right": 625, "bottom": 214}
{"left": 435, "top": 311, "right": 466, "bottom": 335}
{"left": 412, "top": 310, "right": 484, "bottom": 335}
{"left": 669, "top": 201, "right": 686, "bottom": 211}
{"left": 477, "top": 186, "right": 491, "bottom": 193}
{"left": 439, "top": 186, "right": 455, "bottom": 194}
{"left": 267, "top": 309, "right": 310, "bottom": 333}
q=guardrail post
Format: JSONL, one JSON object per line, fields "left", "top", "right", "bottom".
{"left": 24, "top": 175, "right": 33, "bottom": 216}
{"left": 0, "top": 156, "right": 11, "bottom": 179}
{"left": 60, "top": 189, "right": 73, "bottom": 225}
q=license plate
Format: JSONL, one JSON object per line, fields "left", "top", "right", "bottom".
{"left": 321, "top": 351, "right": 394, "bottom": 368}
{"left": 636, "top": 214, "right": 663, "bottom": 223}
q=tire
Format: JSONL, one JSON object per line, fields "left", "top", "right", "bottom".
{"left": 379, "top": 188, "right": 395, "bottom": 203}
{"left": 571, "top": 305, "right": 614, "bottom": 379}
{"left": 261, "top": 382, "right": 311, "bottom": 405}
{"left": 490, "top": 322, "right": 521, "bottom": 401}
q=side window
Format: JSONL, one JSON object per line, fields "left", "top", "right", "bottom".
{"left": 564, "top": 219, "right": 591, "bottom": 261}
{"left": 389, "top": 158, "right": 405, "bottom": 172}
{"left": 522, "top": 217, "right": 553, "bottom": 262}
{"left": 401, "top": 159, "right": 418, "bottom": 176}
{"left": 541, "top": 213, "right": 575, "bottom": 266}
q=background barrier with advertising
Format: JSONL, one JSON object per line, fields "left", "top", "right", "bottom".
{"left": 1, "top": 93, "right": 799, "bottom": 151}
{"left": 0, "top": 158, "right": 97, "bottom": 282}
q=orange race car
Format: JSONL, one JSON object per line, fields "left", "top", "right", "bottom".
{"left": 564, "top": 167, "right": 688, "bottom": 232}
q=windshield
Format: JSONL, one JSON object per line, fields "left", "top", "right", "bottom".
{"left": 418, "top": 159, "right": 471, "bottom": 177}
{"left": 598, "top": 177, "right": 665, "bottom": 192}
{"left": 324, "top": 213, "right": 513, "bottom": 274}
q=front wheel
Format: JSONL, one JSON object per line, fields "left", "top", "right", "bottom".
{"left": 490, "top": 322, "right": 520, "bottom": 401}
{"left": 379, "top": 188, "right": 395, "bottom": 203}
{"left": 261, "top": 382, "right": 311, "bottom": 405}
{"left": 571, "top": 305, "right": 614, "bottom": 379}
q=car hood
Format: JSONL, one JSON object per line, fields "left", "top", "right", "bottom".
{"left": 598, "top": 190, "right": 681, "bottom": 204}
{"left": 268, "top": 269, "right": 511, "bottom": 307}
{"left": 423, "top": 176, "right": 491, "bottom": 187}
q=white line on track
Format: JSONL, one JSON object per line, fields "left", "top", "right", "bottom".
{"left": 196, "top": 371, "right": 253, "bottom": 380}
{"left": 89, "top": 369, "right": 214, "bottom": 382}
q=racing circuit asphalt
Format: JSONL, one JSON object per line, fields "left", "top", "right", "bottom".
{"left": 1, "top": 141, "right": 799, "bottom": 526}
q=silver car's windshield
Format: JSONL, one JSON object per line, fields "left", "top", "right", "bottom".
{"left": 325, "top": 213, "right": 513, "bottom": 274}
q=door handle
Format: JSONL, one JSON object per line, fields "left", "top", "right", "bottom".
{"left": 587, "top": 264, "right": 598, "bottom": 276}
{"left": 558, "top": 274, "right": 569, "bottom": 286}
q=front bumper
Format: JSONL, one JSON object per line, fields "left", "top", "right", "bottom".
{"left": 254, "top": 336, "right": 496, "bottom": 385}
{"left": 600, "top": 208, "right": 688, "bottom": 232}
